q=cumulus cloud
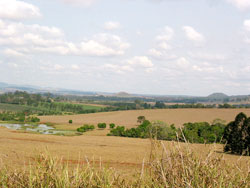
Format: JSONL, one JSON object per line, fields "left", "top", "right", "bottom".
{"left": 0, "top": 20, "right": 130, "bottom": 57}
{"left": 156, "top": 26, "right": 174, "bottom": 41}
{"left": 0, "top": 0, "right": 41, "bottom": 20}
{"left": 3, "top": 48, "right": 27, "bottom": 58}
{"left": 149, "top": 26, "right": 176, "bottom": 60}
{"left": 127, "top": 56, "right": 154, "bottom": 68}
{"left": 226, "top": 0, "right": 250, "bottom": 10}
{"left": 182, "top": 26, "right": 205, "bottom": 42}
{"left": 103, "top": 21, "right": 121, "bottom": 30}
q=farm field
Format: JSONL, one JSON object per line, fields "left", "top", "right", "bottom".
{"left": 39, "top": 108, "right": 250, "bottom": 129}
{"left": 0, "top": 126, "right": 249, "bottom": 175}
{"left": 0, "top": 103, "right": 42, "bottom": 112}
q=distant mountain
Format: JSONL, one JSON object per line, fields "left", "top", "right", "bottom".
{"left": 0, "top": 82, "right": 100, "bottom": 96}
{"left": 207, "top": 93, "right": 229, "bottom": 99}
{"left": 114, "top": 92, "right": 132, "bottom": 98}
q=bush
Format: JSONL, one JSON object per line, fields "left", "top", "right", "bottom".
{"left": 77, "top": 124, "right": 95, "bottom": 132}
{"left": 69, "top": 120, "right": 73, "bottom": 124}
{"left": 109, "top": 123, "right": 115, "bottom": 129}
{"left": 181, "top": 121, "right": 225, "bottom": 143}
{"left": 98, "top": 123, "right": 106, "bottom": 129}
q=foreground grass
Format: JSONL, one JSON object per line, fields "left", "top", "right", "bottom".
{"left": 0, "top": 141, "right": 249, "bottom": 188}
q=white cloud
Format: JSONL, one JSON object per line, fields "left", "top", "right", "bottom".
{"left": 3, "top": 48, "right": 27, "bottom": 58}
{"left": 61, "top": 0, "right": 96, "bottom": 6}
{"left": 188, "top": 52, "right": 226, "bottom": 61}
{"left": 176, "top": 57, "right": 190, "bottom": 68}
{"left": 227, "top": 0, "right": 250, "bottom": 10}
{"left": 71, "top": 64, "right": 80, "bottom": 70}
{"left": 104, "top": 64, "right": 134, "bottom": 74}
{"left": 244, "top": 19, "right": 250, "bottom": 31}
{"left": 156, "top": 26, "right": 174, "bottom": 41}
{"left": 0, "top": 0, "right": 41, "bottom": 20}
{"left": 182, "top": 26, "right": 205, "bottom": 42}
{"left": 148, "top": 48, "right": 177, "bottom": 60}
{"left": 242, "top": 19, "right": 250, "bottom": 44}
{"left": 104, "top": 21, "right": 121, "bottom": 30}
{"left": 79, "top": 33, "right": 130, "bottom": 56}
{"left": 0, "top": 20, "right": 129, "bottom": 57}
{"left": 192, "top": 62, "right": 224, "bottom": 73}
{"left": 127, "top": 56, "right": 154, "bottom": 68}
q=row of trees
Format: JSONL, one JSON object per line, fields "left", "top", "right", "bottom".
{"left": 107, "top": 119, "right": 226, "bottom": 144}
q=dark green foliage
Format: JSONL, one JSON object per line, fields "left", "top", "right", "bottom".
{"left": 224, "top": 112, "right": 250, "bottom": 156}
{"left": 181, "top": 122, "right": 225, "bottom": 143}
{"left": 26, "top": 116, "right": 40, "bottom": 122}
{"left": 109, "top": 123, "right": 115, "bottom": 129}
{"left": 77, "top": 124, "right": 95, "bottom": 132}
{"left": 98, "top": 123, "right": 106, "bottom": 129}
{"left": 0, "top": 112, "right": 40, "bottom": 123}
{"left": 109, "top": 126, "right": 126, "bottom": 136}
{"left": 108, "top": 118, "right": 226, "bottom": 144}
{"left": 69, "top": 120, "right": 73, "bottom": 124}
{"left": 137, "top": 116, "right": 146, "bottom": 124}
{"left": 154, "top": 101, "right": 166, "bottom": 109}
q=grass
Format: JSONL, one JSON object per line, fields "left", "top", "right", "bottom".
{"left": 0, "top": 140, "right": 249, "bottom": 187}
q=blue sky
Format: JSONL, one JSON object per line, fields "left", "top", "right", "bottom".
{"left": 0, "top": 0, "right": 250, "bottom": 96}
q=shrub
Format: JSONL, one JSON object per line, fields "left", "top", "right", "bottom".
{"left": 77, "top": 124, "right": 95, "bottom": 133}
{"left": 69, "top": 120, "right": 73, "bottom": 124}
{"left": 98, "top": 123, "right": 106, "bottom": 129}
{"left": 109, "top": 123, "right": 115, "bottom": 129}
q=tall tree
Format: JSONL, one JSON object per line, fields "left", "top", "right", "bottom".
{"left": 224, "top": 112, "right": 250, "bottom": 156}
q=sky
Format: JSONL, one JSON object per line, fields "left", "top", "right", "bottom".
{"left": 0, "top": 0, "right": 250, "bottom": 96}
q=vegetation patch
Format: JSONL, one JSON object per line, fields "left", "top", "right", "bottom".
{"left": 107, "top": 117, "right": 226, "bottom": 144}
{"left": 224, "top": 112, "right": 250, "bottom": 156}
{"left": 76, "top": 124, "right": 95, "bottom": 133}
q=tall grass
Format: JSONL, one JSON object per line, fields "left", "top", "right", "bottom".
{"left": 0, "top": 141, "right": 249, "bottom": 188}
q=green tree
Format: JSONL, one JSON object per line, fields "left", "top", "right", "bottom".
{"left": 224, "top": 112, "right": 250, "bottom": 156}
{"left": 137, "top": 116, "right": 146, "bottom": 124}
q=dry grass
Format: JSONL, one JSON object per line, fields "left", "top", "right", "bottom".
{"left": 39, "top": 108, "right": 250, "bottom": 129}
{"left": 0, "top": 126, "right": 249, "bottom": 174}
{"left": 1, "top": 108, "right": 250, "bottom": 186}
{"left": 0, "top": 139, "right": 249, "bottom": 187}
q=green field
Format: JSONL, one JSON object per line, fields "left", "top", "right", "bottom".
{"left": 0, "top": 102, "right": 103, "bottom": 114}
{"left": 0, "top": 103, "right": 40, "bottom": 112}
